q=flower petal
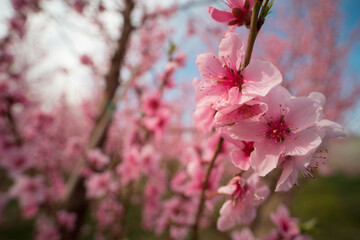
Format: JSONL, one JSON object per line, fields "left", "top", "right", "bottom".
{"left": 230, "top": 148, "right": 250, "bottom": 170}
{"left": 285, "top": 97, "right": 321, "bottom": 132}
{"left": 196, "top": 53, "right": 224, "bottom": 80}
{"left": 275, "top": 159, "right": 297, "bottom": 192}
{"left": 242, "top": 60, "right": 282, "bottom": 97}
{"left": 228, "top": 0, "right": 244, "bottom": 8}
{"left": 227, "top": 121, "right": 265, "bottom": 142}
{"left": 313, "top": 119, "right": 346, "bottom": 143}
{"left": 194, "top": 79, "right": 225, "bottom": 107}
{"left": 218, "top": 32, "right": 244, "bottom": 71}
{"left": 251, "top": 141, "right": 284, "bottom": 176}
{"left": 208, "top": 6, "right": 235, "bottom": 23}
{"left": 284, "top": 129, "right": 321, "bottom": 156}
{"left": 193, "top": 106, "right": 215, "bottom": 133}
{"left": 217, "top": 200, "right": 237, "bottom": 231}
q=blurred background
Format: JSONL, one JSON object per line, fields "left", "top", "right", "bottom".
{"left": 0, "top": 0, "right": 359, "bottom": 239}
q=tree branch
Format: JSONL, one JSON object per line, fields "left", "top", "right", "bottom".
{"left": 242, "top": 0, "right": 262, "bottom": 70}
{"left": 190, "top": 137, "right": 224, "bottom": 240}
{"left": 60, "top": 1, "right": 135, "bottom": 239}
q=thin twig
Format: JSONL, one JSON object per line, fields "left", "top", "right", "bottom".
{"left": 242, "top": 0, "right": 262, "bottom": 70}
{"left": 190, "top": 137, "right": 224, "bottom": 240}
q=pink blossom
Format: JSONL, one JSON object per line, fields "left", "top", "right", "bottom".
{"left": 143, "top": 179, "right": 165, "bottom": 229}
{"left": 139, "top": 144, "right": 160, "bottom": 175}
{"left": 0, "top": 149, "right": 32, "bottom": 177}
{"left": 228, "top": 86, "right": 322, "bottom": 176}
{"left": 208, "top": 0, "right": 254, "bottom": 27}
{"left": 85, "top": 171, "right": 117, "bottom": 199}
{"left": 116, "top": 147, "right": 141, "bottom": 184}
{"left": 57, "top": 210, "right": 76, "bottom": 231}
{"left": 232, "top": 228, "right": 256, "bottom": 240}
{"left": 193, "top": 105, "right": 216, "bottom": 133}
{"left": 275, "top": 93, "right": 345, "bottom": 191}
{"left": 10, "top": 175, "right": 46, "bottom": 217}
{"left": 155, "top": 197, "right": 196, "bottom": 236}
{"left": 185, "top": 155, "right": 222, "bottom": 196}
{"left": 229, "top": 141, "right": 254, "bottom": 170}
{"left": 87, "top": 149, "right": 109, "bottom": 171}
{"left": 270, "top": 205, "right": 300, "bottom": 239}
{"left": 142, "top": 92, "right": 164, "bottom": 117}
{"left": 215, "top": 99, "right": 268, "bottom": 126}
{"left": 95, "top": 198, "right": 123, "bottom": 230}
{"left": 217, "top": 174, "right": 269, "bottom": 231}
{"left": 35, "top": 221, "right": 60, "bottom": 240}
{"left": 195, "top": 32, "right": 282, "bottom": 113}
{"left": 143, "top": 108, "right": 170, "bottom": 142}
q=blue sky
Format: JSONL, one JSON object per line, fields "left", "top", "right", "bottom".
{"left": 1, "top": 0, "right": 359, "bottom": 133}
{"left": 173, "top": 0, "right": 360, "bottom": 134}
{"left": 342, "top": 0, "right": 360, "bottom": 73}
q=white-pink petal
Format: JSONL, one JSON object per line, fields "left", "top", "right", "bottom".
{"left": 284, "top": 129, "right": 321, "bottom": 156}
{"left": 227, "top": 121, "right": 264, "bottom": 142}
{"left": 208, "top": 7, "right": 234, "bottom": 23}
{"left": 251, "top": 141, "right": 284, "bottom": 176}
{"left": 285, "top": 97, "right": 321, "bottom": 132}
{"left": 218, "top": 32, "right": 244, "bottom": 71}
{"left": 196, "top": 53, "right": 224, "bottom": 80}
{"left": 275, "top": 160, "right": 297, "bottom": 192}
{"left": 230, "top": 149, "right": 250, "bottom": 170}
{"left": 242, "top": 60, "right": 282, "bottom": 97}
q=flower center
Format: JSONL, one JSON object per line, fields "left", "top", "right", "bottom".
{"left": 265, "top": 115, "right": 291, "bottom": 143}
{"left": 241, "top": 141, "right": 254, "bottom": 157}
{"left": 231, "top": 180, "right": 247, "bottom": 202}
{"left": 237, "top": 104, "right": 258, "bottom": 119}
{"left": 215, "top": 66, "right": 243, "bottom": 90}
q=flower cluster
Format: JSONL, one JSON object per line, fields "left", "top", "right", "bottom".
{"left": 232, "top": 205, "right": 311, "bottom": 240}
{"left": 193, "top": 31, "right": 344, "bottom": 231}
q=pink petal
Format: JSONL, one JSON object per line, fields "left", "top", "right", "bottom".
{"left": 214, "top": 87, "right": 254, "bottom": 113}
{"left": 194, "top": 79, "right": 225, "bottom": 107}
{"left": 230, "top": 148, "right": 250, "bottom": 170}
{"left": 284, "top": 129, "right": 321, "bottom": 156}
{"left": 228, "top": 0, "right": 244, "bottom": 8}
{"left": 313, "top": 119, "right": 346, "bottom": 143}
{"left": 218, "top": 184, "right": 237, "bottom": 195}
{"left": 238, "top": 207, "right": 256, "bottom": 224}
{"left": 217, "top": 200, "right": 236, "bottom": 231}
{"left": 308, "top": 92, "right": 326, "bottom": 107}
{"left": 218, "top": 32, "right": 244, "bottom": 71}
{"left": 251, "top": 141, "right": 284, "bottom": 176}
{"left": 227, "top": 121, "right": 265, "bottom": 142}
{"left": 253, "top": 185, "right": 270, "bottom": 205}
{"left": 261, "top": 85, "right": 292, "bottom": 117}
{"left": 208, "top": 6, "right": 235, "bottom": 23}
{"left": 275, "top": 160, "right": 297, "bottom": 192}
{"left": 193, "top": 106, "right": 215, "bottom": 132}
{"left": 231, "top": 228, "right": 256, "bottom": 240}
{"left": 196, "top": 53, "right": 224, "bottom": 80}
{"left": 242, "top": 60, "right": 282, "bottom": 97}
{"left": 285, "top": 97, "right": 321, "bottom": 132}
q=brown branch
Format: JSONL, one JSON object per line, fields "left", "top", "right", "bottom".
{"left": 190, "top": 137, "right": 224, "bottom": 240}
{"left": 5, "top": 108, "right": 23, "bottom": 147}
{"left": 60, "top": 1, "right": 135, "bottom": 239}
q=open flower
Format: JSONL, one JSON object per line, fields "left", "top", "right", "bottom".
{"left": 217, "top": 174, "right": 269, "bottom": 231}
{"left": 228, "top": 86, "right": 323, "bottom": 176}
{"left": 209, "top": 0, "right": 254, "bottom": 27}
{"left": 195, "top": 32, "right": 282, "bottom": 114}
{"left": 270, "top": 205, "right": 301, "bottom": 239}
{"left": 275, "top": 96, "right": 346, "bottom": 192}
